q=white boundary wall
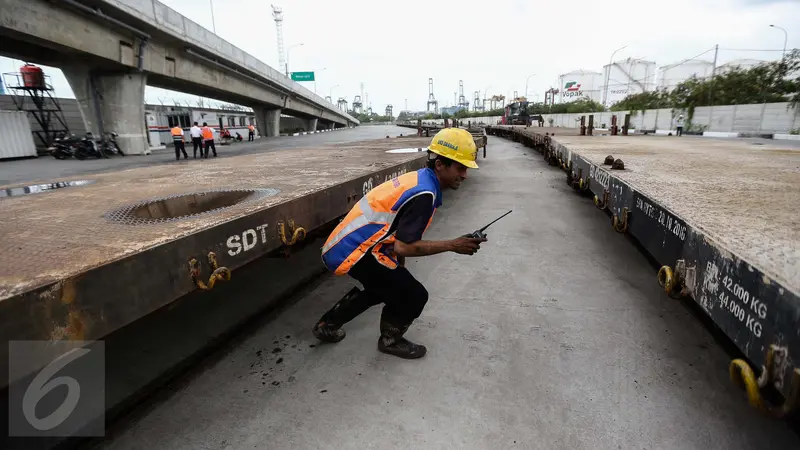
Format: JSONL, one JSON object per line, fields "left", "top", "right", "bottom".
{"left": 443, "top": 102, "right": 799, "bottom": 134}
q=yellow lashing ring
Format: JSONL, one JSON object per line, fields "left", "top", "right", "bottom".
{"left": 730, "top": 345, "right": 800, "bottom": 418}
{"left": 612, "top": 207, "right": 629, "bottom": 233}
{"left": 657, "top": 266, "right": 675, "bottom": 294}
{"left": 189, "top": 251, "right": 231, "bottom": 291}
{"left": 594, "top": 190, "right": 609, "bottom": 209}
{"left": 730, "top": 359, "right": 765, "bottom": 411}
{"left": 278, "top": 219, "right": 307, "bottom": 246}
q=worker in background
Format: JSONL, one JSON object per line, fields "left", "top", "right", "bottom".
{"left": 248, "top": 124, "right": 255, "bottom": 141}
{"left": 221, "top": 127, "right": 232, "bottom": 144}
{"left": 201, "top": 122, "right": 217, "bottom": 158}
{"left": 312, "top": 128, "right": 486, "bottom": 359}
{"left": 190, "top": 121, "right": 203, "bottom": 158}
{"left": 676, "top": 114, "right": 685, "bottom": 137}
{"left": 170, "top": 124, "right": 188, "bottom": 160}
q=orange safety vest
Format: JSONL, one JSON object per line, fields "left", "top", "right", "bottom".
{"left": 170, "top": 126, "right": 184, "bottom": 140}
{"left": 201, "top": 126, "right": 213, "bottom": 140}
{"left": 248, "top": 125, "right": 255, "bottom": 132}
{"left": 321, "top": 168, "right": 441, "bottom": 275}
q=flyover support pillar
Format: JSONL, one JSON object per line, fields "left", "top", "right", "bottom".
{"left": 305, "top": 118, "right": 318, "bottom": 132}
{"left": 254, "top": 106, "right": 281, "bottom": 137}
{"left": 63, "top": 67, "right": 149, "bottom": 155}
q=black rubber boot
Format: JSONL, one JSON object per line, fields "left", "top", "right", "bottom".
{"left": 312, "top": 320, "right": 346, "bottom": 343}
{"left": 312, "top": 287, "right": 373, "bottom": 343}
{"left": 377, "top": 316, "right": 426, "bottom": 359}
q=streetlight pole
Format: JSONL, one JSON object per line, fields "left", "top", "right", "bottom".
{"left": 603, "top": 45, "right": 627, "bottom": 106}
{"left": 314, "top": 67, "right": 327, "bottom": 94}
{"left": 209, "top": 0, "right": 216, "bottom": 34}
{"left": 329, "top": 84, "right": 339, "bottom": 101}
{"left": 769, "top": 25, "right": 788, "bottom": 60}
{"left": 285, "top": 43, "right": 304, "bottom": 76}
{"left": 525, "top": 73, "right": 535, "bottom": 100}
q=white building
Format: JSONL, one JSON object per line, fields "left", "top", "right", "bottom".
{"left": 557, "top": 70, "right": 603, "bottom": 104}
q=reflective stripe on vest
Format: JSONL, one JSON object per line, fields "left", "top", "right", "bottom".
{"left": 321, "top": 168, "right": 442, "bottom": 275}
{"left": 202, "top": 127, "right": 213, "bottom": 140}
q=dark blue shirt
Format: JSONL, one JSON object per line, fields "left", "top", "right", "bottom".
{"left": 390, "top": 193, "right": 435, "bottom": 243}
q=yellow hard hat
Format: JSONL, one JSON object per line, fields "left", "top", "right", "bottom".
{"left": 427, "top": 128, "right": 479, "bottom": 169}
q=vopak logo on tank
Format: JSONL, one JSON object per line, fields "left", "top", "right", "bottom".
{"left": 563, "top": 81, "right": 584, "bottom": 98}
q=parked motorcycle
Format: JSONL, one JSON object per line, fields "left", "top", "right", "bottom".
{"left": 73, "top": 132, "right": 106, "bottom": 160}
{"left": 48, "top": 133, "right": 80, "bottom": 159}
{"left": 98, "top": 132, "right": 124, "bottom": 157}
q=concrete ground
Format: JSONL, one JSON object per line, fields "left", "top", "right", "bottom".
{"left": 99, "top": 136, "right": 799, "bottom": 450}
{"left": 0, "top": 125, "right": 411, "bottom": 186}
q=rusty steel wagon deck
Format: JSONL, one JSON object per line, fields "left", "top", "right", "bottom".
{"left": 488, "top": 125, "right": 800, "bottom": 413}
{"left": 0, "top": 138, "right": 430, "bottom": 380}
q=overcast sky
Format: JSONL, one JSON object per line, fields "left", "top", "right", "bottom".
{"left": 2, "top": 0, "right": 799, "bottom": 112}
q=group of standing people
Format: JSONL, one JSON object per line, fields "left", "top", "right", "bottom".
{"left": 170, "top": 122, "right": 259, "bottom": 160}
{"left": 169, "top": 122, "right": 221, "bottom": 160}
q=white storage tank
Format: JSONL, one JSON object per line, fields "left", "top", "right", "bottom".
{"left": 557, "top": 70, "right": 603, "bottom": 104}
{"left": 658, "top": 59, "right": 714, "bottom": 91}
{"left": 717, "top": 59, "right": 767, "bottom": 74}
{"left": 602, "top": 58, "right": 657, "bottom": 106}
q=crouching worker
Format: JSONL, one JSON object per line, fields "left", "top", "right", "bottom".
{"left": 313, "top": 128, "right": 486, "bottom": 359}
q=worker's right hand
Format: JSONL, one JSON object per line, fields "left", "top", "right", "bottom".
{"left": 449, "top": 236, "right": 487, "bottom": 255}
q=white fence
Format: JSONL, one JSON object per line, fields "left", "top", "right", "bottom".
{"left": 424, "top": 102, "right": 799, "bottom": 134}
{"left": 416, "top": 116, "right": 504, "bottom": 127}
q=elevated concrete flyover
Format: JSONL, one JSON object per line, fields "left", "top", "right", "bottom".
{"left": 0, "top": 0, "right": 358, "bottom": 154}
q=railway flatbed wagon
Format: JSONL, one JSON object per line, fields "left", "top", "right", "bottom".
{"left": 488, "top": 125, "right": 800, "bottom": 417}
{"left": 0, "top": 138, "right": 431, "bottom": 392}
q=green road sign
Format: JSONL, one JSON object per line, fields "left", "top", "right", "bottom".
{"left": 290, "top": 71, "right": 315, "bottom": 81}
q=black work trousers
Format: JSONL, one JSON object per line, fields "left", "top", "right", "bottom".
{"left": 192, "top": 137, "right": 203, "bottom": 157}
{"left": 324, "top": 254, "right": 429, "bottom": 328}
{"left": 173, "top": 139, "right": 187, "bottom": 159}
{"left": 204, "top": 139, "right": 217, "bottom": 158}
